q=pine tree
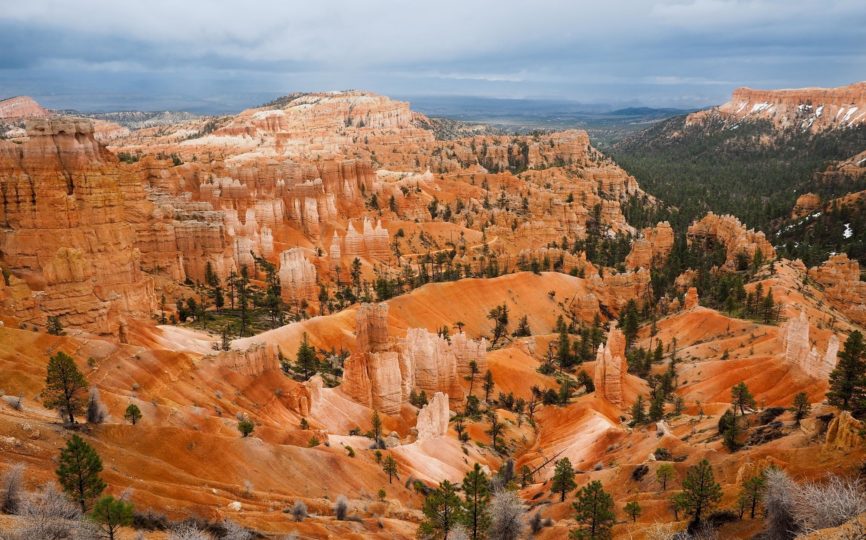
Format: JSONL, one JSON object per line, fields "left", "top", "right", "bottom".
{"left": 648, "top": 391, "right": 665, "bottom": 421}
{"left": 571, "top": 480, "right": 615, "bottom": 539}
{"left": 656, "top": 463, "right": 675, "bottom": 490}
{"left": 483, "top": 370, "right": 495, "bottom": 403}
{"left": 382, "top": 455, "right": 399, "bottom": 483}
{"left": 460, "top": 463, "right": 491, "bottom": 540}
{"left": 124, "top": 403, "right": 142, "bottom": 425}
{"left": 556, "top": 325, "right": 572, "bottom": 370}
{"left": 631, "top": 395, "right": 647, "bottom": 425}
{"left": 827, "top": 331, "right": 865, "bottom": 415}
{"left": 371, "top": 409, "right": 383, "bottom": 441}
{"left": 418, "top": 480, "right": 464, "bottom": 539}
{"left": 680, "top": 459, "right": 722, "bottom": 525}
{"left": 56, "top": 434, "right": 106, "bottom": 512}
{"left": 44, "top": 351, "right": 89, "bottom": 425}
{"left": 624, "top": 500, "right": 641, "bottom": 523}
{"left": 551, "top": 458, "right": 577, "bottom": 502}
{"left": 792, "top": 392, "right": 811, "bottom": 425}
{"left": 90, "top": 495, "right": 134, "bottom": 540}
{"left": 295, "top": 333, "right": 319, "bottom": 380}
{"left": 739, "top": 473, "right": 766, "bottom": 519}
{"left": 731, "top": 382, "right": 756, "bottom": 416}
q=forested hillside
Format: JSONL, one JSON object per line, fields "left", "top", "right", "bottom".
{"left": 606, "top": 116, "right": 866, "bottom": 234}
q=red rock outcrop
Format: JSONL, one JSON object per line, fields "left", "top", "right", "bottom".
{"left": 342, "top": 303, "right": 486, "bottom": 414}
{"left": 593, "top": 322, "right": 627, "bottom": 407}
{"left": 808, "top": 254, "right": 866, "bottom": 326}
{"left": 683, "top": 287, "right": 699, "bottom": 310}
{"left": 825, "top": 411, "right": 864, "bottom": 450}
{"left": 278, "top": 249, "right": 317, "bottom": 304}
{"left": 687, "top": 213, "right": 775, "bottom": 270}
{"left": 625, "top": 221, "right": 674, "bottom": 269}
{"left": 686, "top": 81, "right": 866, "bottom": 132}
{"left": 415, "top": 391, "right": 450, "bottom": 441}
{"left": 779, "top": 310, "right": 838, "bottom": 380}
{"left": 0, "top": 118, "right": 156, "bottom": 334}
{"left": 791, "top": 193, "right": 822, "bottom": 219}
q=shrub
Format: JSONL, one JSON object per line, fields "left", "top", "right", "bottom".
{"left": 654, "top": 447, "right": 673, "bottom": 461}
{"left": 792, "top": 475, "right": 866, "bottom": 533}
{"left": 221, "top": 519, "right": 253, "bottom": 540}
{"left": 86, "top": 388, "right": 107, "bottom": 424}
{"left": 764, "top": 468, "right": 799, "bottom": 540}
{"left": 1, "top": 463, "right": 24, "bottom": 514}
{"left": 168, "top": 523, "right": 211, "bottom": 540}
{"left": 334, "top": 495, "right": 349, "bottom": 520}
{"left": 17, "top": 483, "right": 81, "bottom": 539}
{"left": 291, "top": 500, "right": 308, "bottom": 522}
{"left": 237, "top": 417, "right": 254, "bottom": 437}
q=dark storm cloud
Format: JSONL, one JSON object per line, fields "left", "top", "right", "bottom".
{"left": 1, "top": 0, "right": 864, "bottom": 112}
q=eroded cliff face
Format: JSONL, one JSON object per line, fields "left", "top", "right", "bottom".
{"left": 0, "top": 119, "right": 156, "bottom": 334}
{"left": 808, "top": 254, "right": 866, "bottom": 326}
{"left": 686, "top": 82, "right": 866, "bottom": 132}
{"left": 341, "top": 303, "right": 487, "bottom": 414}
{"left": 687, "top": 212, "right": 775, "bottom": 270}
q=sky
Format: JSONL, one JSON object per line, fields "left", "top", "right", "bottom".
{"left": 1, "top": 0, "right": 865, "bottom": 114}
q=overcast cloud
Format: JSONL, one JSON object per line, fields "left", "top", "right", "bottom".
{"left": 1, "top": 0, "right": 864, "bottom": 112}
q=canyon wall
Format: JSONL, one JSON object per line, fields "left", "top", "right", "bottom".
{"left": 0, "top": 119, "right": 156, "bottom": 334}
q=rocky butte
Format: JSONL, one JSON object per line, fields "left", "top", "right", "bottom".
{"left": 686, "top": 81, "right": 866, "bottom": 131}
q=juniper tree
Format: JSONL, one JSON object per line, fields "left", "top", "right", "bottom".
{"left": 56, "top": 435, "right": 106, "bottom": 512}
{"left": 44, "top": 351, "right": 89, "bottom": 425}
